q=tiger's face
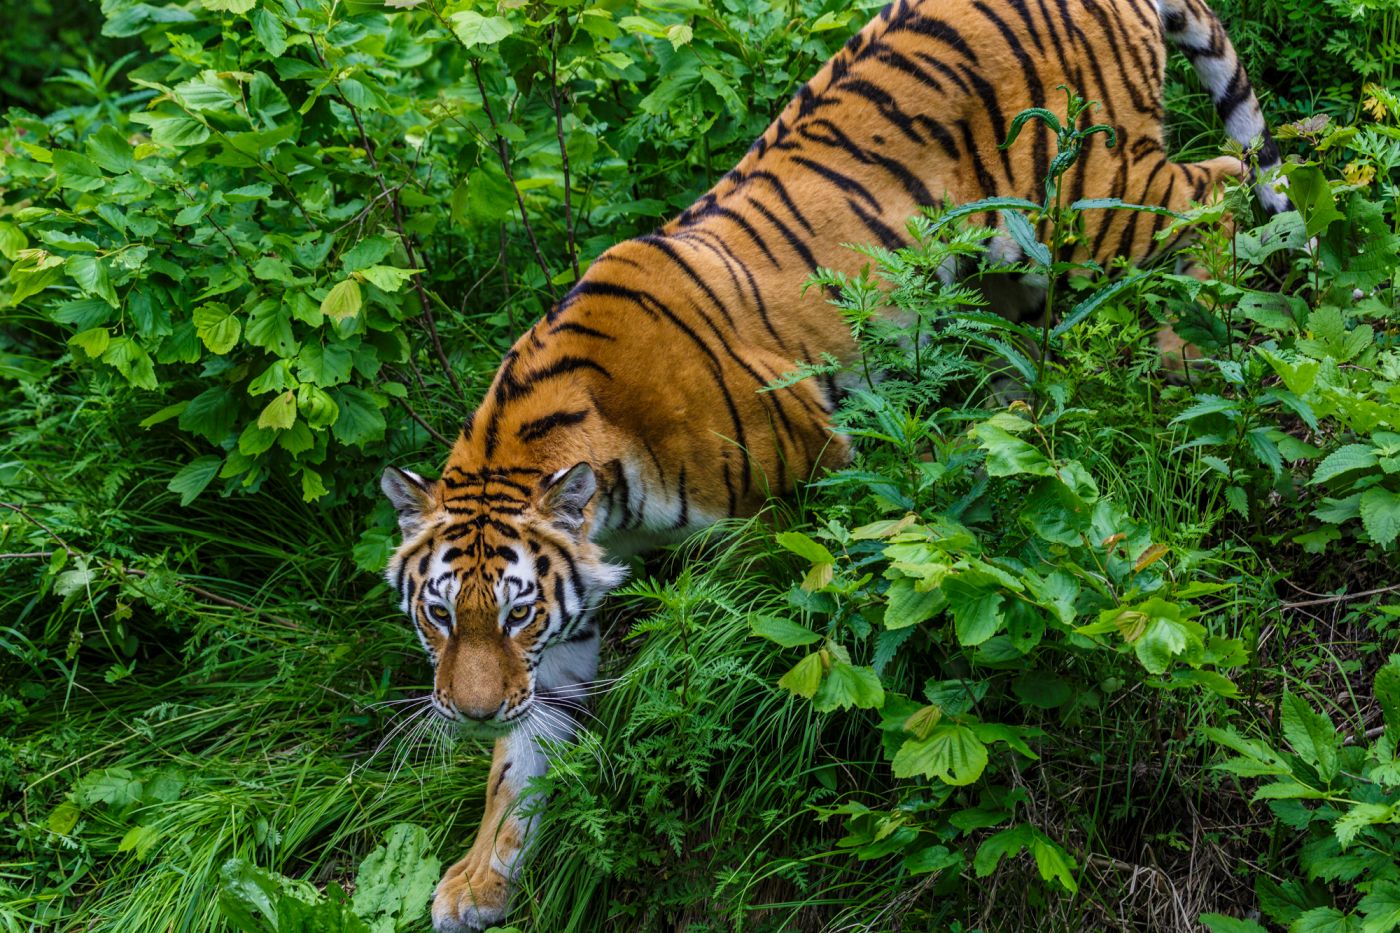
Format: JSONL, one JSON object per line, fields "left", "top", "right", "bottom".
{"left": 381, "top": 461, "right": 625, "bottom": 727}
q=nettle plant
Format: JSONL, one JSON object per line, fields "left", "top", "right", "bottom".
{"left": 0, "top": 0, "right": 852, "bottom": 506}
{"left": 752, "top": 208, "right": 1250, "bottom": 891}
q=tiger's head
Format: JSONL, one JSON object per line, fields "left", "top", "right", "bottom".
{"left": 380, "top": 461, "right": 626, "bottom": 728}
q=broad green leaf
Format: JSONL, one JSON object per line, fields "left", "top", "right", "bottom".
{"left": 1281, "top": 691, "right": 1339, "bottom": 781}
{"left": 1285, "top": 164, "right": 1345, "bottom": 237}
{"left": 949, "top": 587, "right": 1003, "bottom": 647}
{"left": 193, "top": 303, "right": 241, "bottom": 355}
{"left": 778, "top": 652, "right": 822, "bottom": 699}
{"left": 69, "top": 327, "right": 111, "bottom": 358}
{"left": 1376, "top": 657, "right": 1400, "bottom": 736}
{"left": 974, "top": 423, "right": 1054, "bottom": 477}
{"left": 450, "top": 11, "right": 515, "bottom": 47}
{"left": 1360, "top": 487, "right": 1400, "bottom": 547}
{"left": 67, "top": 255, "right": 118, "bottom": 306}
{"left": 53, "top": 150, "right": 105, "bottom": 191}
{"left": 101, "top": 337, "right": 158, "bottom": 389}
{"left": 321, "top": 279, "right": 363, "bottom": 321}
{"left": 999, "top": 210, "right": 1050, "bottom": 266}
{"left": 330, "top": 386, "right": 386, "bottom": 447}
{"left": 775, "top": 531, "right": 835, "bottom": 565}
{"left": 882, "top": 577, "right": 945, "bottom": 630}
{"left": 892, "top": 723, "right": 987, "bottom": 785}
{"left": 1311, "top": 444, "right": 1378, "bottom": 485}
{"left": 257, "top": 391, "right": 297, "bottom": 431}
{"left": 359, "top": 265, "right": 418, "bottom": 292}
{"left": 250, "top": 8, "right": 288, "bottom": 56}
{"left": 297, "top": 342, "right": 354, "bottom": 387}
{"left": 350, "top": 824, "right": 441, "bottom": 933}
{"left": 1359, "top": 880, "right": 1400, "bottom": 933}
{"left": 146, "top": 113, "right": 211, "bottom": 148}
{"left": 812, "top": 660, "right": 884, "bottom": 712}
{"left": 86, "top": 125, "right": 134, "bottom": 173}
{"left": 751, "top": 616, "right": 821, "bottom": 647}
{"left": 168, "top": 456, "right": 223, "bottom": 506}
{"left": 1290, "top": 908, "right": 1362, "bottom": 933}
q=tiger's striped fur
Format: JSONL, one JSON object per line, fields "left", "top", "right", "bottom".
{"left": 384, "top": 0, "right": 1281, "bottom": 926}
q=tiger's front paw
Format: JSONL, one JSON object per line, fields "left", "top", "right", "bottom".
{"left": 431, "top": 853, "right": 510, "bottom": 932}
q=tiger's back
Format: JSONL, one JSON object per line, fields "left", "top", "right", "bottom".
{"left": 447, "top": 0, "right": 1281, "bottom": 545}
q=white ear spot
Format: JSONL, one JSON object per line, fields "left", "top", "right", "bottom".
{"left": 540, "top": 462, "right": 596, "bottom": 535}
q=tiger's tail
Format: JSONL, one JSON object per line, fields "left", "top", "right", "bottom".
{"left": 1159, "top": 0, "right": 1290, "bottom": 213}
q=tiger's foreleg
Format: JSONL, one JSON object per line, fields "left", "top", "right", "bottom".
{"left": 432, "top": 639, "right": 596, "bottom": 932}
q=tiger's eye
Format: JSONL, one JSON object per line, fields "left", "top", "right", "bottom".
{"left": 507, "top": 605, "right": 531, "bottom": 622}
{"left": 429, "top": 604, "right": 450, "bottom": 623}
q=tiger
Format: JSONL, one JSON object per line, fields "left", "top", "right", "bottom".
{"left": 381, "top": 0, "right": 1284, "bottom": 927}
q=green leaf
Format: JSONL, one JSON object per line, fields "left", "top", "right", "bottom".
{"left": 146, "top": 112, "right": 211, "bottom": 148}
{"left": 180, "top": 388, "right": 240, "bottom": 442}
{"left": 86, "top": 125, "right": 134, "bottom": 173}
{"left": 1281, "top": 691, "right": 1339, "bottom": 782}
{"left": 812, "top": 659, "right": 884, "bottom": 712}
{"left": 1376, "top": 657, "right": 1400, "bottom": 736}
{"left": 321, "top": 279, "right": 363, "bottom": 321}
{"left": 751, "top": 616, "right": 821, "bottom": 647}
{"left": 1359, "top": 880, "right": 1400, "bottom": 933}
{"left": 168, "top": 456, "right": 223, "bottom": 506}
{"left": 1311, "top": 444, "right": 1379, "bottom": 485}
{"left": 1052, "top": 272, "right": 1147, "bottom": 338}
{"left": 297, "top": 342, "right": 354, "bottom": 387}
{"left": 948, "top": 585, "right": 1004, "bottom": 647}
{"left": 1170, "top": 393, "right": 1239, "bottom": 424}
{"left": 69, "top": 327, "right": 111, "bottom": 358}
{"left": 450, "top": 11, "right": 515, "bottom": 47}
{"left": 1360, "top": 487, "right": 1400, "bottom": 548}
{"left": 257, "top": 391, "right": 297, "bottom": 431}
{"left": 193, "top": 303, "right": 241, "bottom": 355}
{"left": 882, "top": 577, "right": 945, "bottom": 630}
{"left": 53, "top": 150, "right": 105, "bottom": 191}
{"left": 101, "top": 337, "right": 158, "bottom": 389}
{"left": 778, "top": 652, "right": 822, "bottom": 699}
{"left": 359, "top": 265, "right": 418, "bottom": 292}
{"left": 67, "top": 255, "right": 118, "bottom": 307}
{"left": 245, "top": 301, "right": 297, "bottom": 357}
{"left": 1291, "top": 908, "right": 1362, "bottom": 933}
{"left": 974, "top": 423, "right": 1054, "bottom": 477}
{"left": 1285, "top": 164, "right": 1345, "bottom": 237}
{"left": 891, "top": 724, "right": 987, "bottom": 785}
{"left": 250, "top": 8, "right": 287, "bottom": 56}
{"left": 999, "top": 210, "right": 1051, "bottom": 266}
{"left": 775, "top": 531, "right": 835, "bottom": 565}
{"left": 329, "top": 386, "right": 386, "bottom": 447}
{"left": 350, "top": 824, "right": 441, "bottom": 933}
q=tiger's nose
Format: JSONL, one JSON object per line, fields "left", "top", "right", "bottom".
{"left": 460, "top": 703, "right": 499, "bottom": 722}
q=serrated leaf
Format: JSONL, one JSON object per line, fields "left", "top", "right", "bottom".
{"left": 450, "top": 10, "right": 515, "bottom": 47}
{"left": 812, "top": 659, "right": 884, "bottom": 712}
{"left": 69, "top": 327, "right": 111, "bottom": 358}
{"left": 778, "top": 652, "right": 822, "bottom": 699}
{"left": 251, "top": 8, "right": 287, "bottom": 56}
{"left": 1360, "top": 487, "right": 1400, "bottom": 547}
{"left": 1200, "top": 915, "right": 1269, "bottom": 933}
{"left": 892, "top": 723, "right": 987, "bottom": 785}
{"left": 1311, "top": 444, "right": 1379, "bottom": 485}
{"left": 359, "top": 265, "right": 418, "bottom": 292}
{"left": 257, "top": 391, "right": 297, "bottom": 431}
{"left": 193, "top": 303, "right": 240, "bottom": 354}
{"left": 321, "top": 279, "right": 363, "bottom": 321}
{"left": 350, "top": 824, "right": 441, "bottom": 933}
{"left": 1281, "top": 691, "right": 1339, "bottom": 781}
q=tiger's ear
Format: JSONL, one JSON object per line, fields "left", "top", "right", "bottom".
{"left": 539, "top": 462, "right": 596, "bottom": 535}
{"left": 381, "top": 467, "right": 435, "bottom": 535}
